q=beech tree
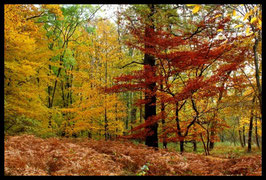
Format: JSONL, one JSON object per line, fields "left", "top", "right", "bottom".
{"left": 61, "top": 19, "right": 127, "bottom": 139}
{"left": 4, "top": 4, "right": 54, "bottom": 134}
{"left": 107, "top": 4, "right": 250, "bottom": 151}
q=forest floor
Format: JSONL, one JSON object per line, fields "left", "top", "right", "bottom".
{"left": 4, "top": 135, "right": 262, "bottom": 176}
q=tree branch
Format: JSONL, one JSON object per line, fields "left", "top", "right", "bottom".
{"left": 120, "top": 61, "right": 144, "bottom": 69}
{"left": 86, "top": 5, "right": 104, "bottom": 22}
{"left": 26, "top": 11, "right": 45, "bottom": 21}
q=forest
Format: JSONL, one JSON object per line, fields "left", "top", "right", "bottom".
{"left": 4, "top": 4, "right": 262, "bottom": 176}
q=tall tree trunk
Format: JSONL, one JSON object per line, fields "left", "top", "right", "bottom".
{"left": 69, "top": 65, "right": 73, "bottom": 105}
{"left": 139, "top": 92, "right": 143, "bottom": 124}
{"left": 209, "top": 71, "right": 231, "bottom": 150}
{"left": 237, "top": 116, "right": 244, "bottom": 147}
{"left": 239, "top": 129, "right": 244, "bottom": 147}
{"left": 175, "top": 102, "right": 184, "bottom": 153}
{"left": 243, "top": 126, "right": 246, "bottom": 146}
{"left": 209, "top": 125, "right": 215, "bottom": 150}
{"left": 61, "top": 81, "right": 66, "bottom": 107}
{"left": 104, "top": 46, "right": 109, "bottom": 140}
{"left": 244, "top": 5, "right": 261, "bottom": 116}
{"left": 161, "top": 83, "right": 167, "bottom": 149}
{"left": 131, "top": 107, "right": 137, "bottom": 130}
{"left": 247, "top": 96, "right": 256, "bottom": 153}
{"left": 47, "top": 64, "right": 52, "bottom": 128}
{"left": 104, "top": 107, "right": 108, "bottom": 140}
{"left": 115, "top": 103, "right": 118, "bottom": 139}
{"left": 251, "top": 23, "right": 262, "bottom": 118}
{"left": 200, "top": 133, "right": 209, "bottom": 155}
{"left": 206, "top": 129, "right": 210, "bottom": 154}
{"left": 125, "top": 92, "right": 129, "bottom": 130}
{"left": 50, "top": 60, "right": 62, "bottom": 107}
{"left": 255, "top": 114, "right": 260, "bottom": 149}
{"left": 144, "top": 4, "right": 158, "bottom": 148}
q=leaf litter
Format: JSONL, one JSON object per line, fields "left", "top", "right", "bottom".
{"left": 4, "top": 135, "right": 261, "bottom": 176}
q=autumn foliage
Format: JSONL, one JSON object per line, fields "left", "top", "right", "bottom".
{"left": 4, "top": 4, "right": 262, "bottom": 176}
{"left": 107, "top": 4, "right": 251, "bottom": 151}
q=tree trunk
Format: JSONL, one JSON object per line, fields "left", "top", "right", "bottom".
{"left": 161, "top": 106, "right": 167, "bottom": 149}
{"left": 88, "top": 131, "right": 92, "bottom": 139}
{"left": 180, "top": 140, "right": 184, "bottom": 153}
{"left": 209, "top": 71, "right": 231, "bottom": 150}
{"left": 125, "top": 92, "right": 129, "bottom": 130}
{"left": 255, "top": 115, "right": 260, "bottom": 149}
{"left": 243, "top": 126, "right": 246, "bottom": 146}
{"left": 247, "top": 96, "right": 256, "bottom": 153}
{"left": 139, "top": 92, "right": 143, "bottom": 123}
{"left": 239, "top": 129, "right": 244, "bottom": 147}
{"left": 200, "top": 133, "right": 209, "bottom": 155}
{"left": 247, "top": 116, "right": 253, "bottom": 153}
{"left": 160, "top": 83, "right": 167, "bottom": 149}
{"left": 193, "top": 140, "right": 197, "bottom": 152}
{"left": 206, "top": 129, "right": 210, "bottom": 154}
{"left": 104, "top": 107, "right": 108, "bottom": 140}
{"left": 47, "top": 64, "right": 53, "bottom": 128}
{"left": 209, "top": 129, "right": 215, "bottom": 150}
{"left": 131, "top": 107, "right": 137, "bottom": 130}
{"left": 175, "top": 102, "right": 184, "bottom": 153}
{"left": 237, "top": 116, "right": 244, "bottom": 147}
{"left": 144, "top": 90, "right": 158, "bottom": 147}
{"left": 104, "top": 46, "right": 109, "bottom": 140}
{"left": 252, "top": 31, "right": 262, "bottom": 118}
{"left": 144, "top": 4, "right": 158, "bottom": 148}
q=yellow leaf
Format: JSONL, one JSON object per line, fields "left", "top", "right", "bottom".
{"left": 192, "top": 5, "right": 201, "bottom": 14}
{"left": 258, "top": 19, "right": 262, "bottom": 30}
{"left": 215, "top": 14, "right": 222, "bottom": 18}
{"left": 254, "top": 6, "right": 258, "bottom": 12}
{"left": 249, "top": 9, "right": 254, "bottom": 16}
{"left": 246, "top": 32, "right": 254, "bottom": 36}
{"left": 233, "top": 10, "right": 236, "bottom": 16}
{"left": 246, "top": 26, "right": 250, "bottom": 34}
{"left": 186, "top": 4, "right": 195, "bottom": 6}
{"left": 243, "top": 13, "right": 250, "bottom": 21}
{"left": 258, "top": 18, "right": 262, "bottom": 26}
{"left": 234, "top": 24, "right": 243, "bottom": 28}
{"left": 250, "top": 17, "right": 257, "bottom": 24}
{"left": 217, "top": 29, "right": 223, "bottom": 32}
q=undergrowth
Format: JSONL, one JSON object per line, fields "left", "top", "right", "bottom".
{"left": 4, "top": 135, "right": 262, "bottom": 176}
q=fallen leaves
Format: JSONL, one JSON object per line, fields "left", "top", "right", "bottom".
{"left": 4, "top": 135, "right": 262, "bottom": 176}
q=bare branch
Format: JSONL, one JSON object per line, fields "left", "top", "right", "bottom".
{"left": 120, "top": 61, "right": 144, "bottom": 69}
{"left": 26, "top": 11, "right": 45, "bottom": 20}
{"left": 86, "top": 5, "right": 104, "bottom": 22}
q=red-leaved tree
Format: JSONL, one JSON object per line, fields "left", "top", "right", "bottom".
{"left": 107, "top": 5, "right": 249, "bottom": 150}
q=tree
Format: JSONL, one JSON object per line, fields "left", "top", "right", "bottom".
{"left": 60, "top": 18, "right": 127, "bottom": 139}
{"left": 230, "top": 4, "right": 262, "bottom": 117}
{"left": 4, "top": 4, "right": 54, "bottom": 135}
{"left": 108, "top": 4, "right": 249, "bottom": 153}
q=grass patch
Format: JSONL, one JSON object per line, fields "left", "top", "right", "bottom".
{"left": 133, "top": 140, "right": 262, "bottom": 158}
